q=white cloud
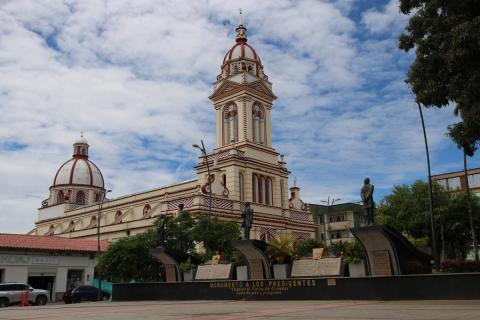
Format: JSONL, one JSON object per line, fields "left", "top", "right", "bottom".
{"left": 361, "top": 0, "right": 408, "bottom": 34}
{"left": 0, "top": 0, "right": 476, "bottom": 233}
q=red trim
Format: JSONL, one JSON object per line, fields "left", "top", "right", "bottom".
{"left": 240, "top": 43, "right": 245, "bottom": 58}
{"left": 84, "top": 159, "right": 94, "bottom": 186}
{"left": 89, "top": 161, "right": 105, "bottom": 188}
{"left": 69, "top": 159, "right": 79, "bottom": 185}
{"left": 53, "top": 159, "right": 72, "bottom": 186}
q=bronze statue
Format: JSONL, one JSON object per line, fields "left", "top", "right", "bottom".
{"left": 361, "top": 177, "right": 375, "bottom": 225}
{"left": 241, "top": 202, "right": 253, "bottom": 240}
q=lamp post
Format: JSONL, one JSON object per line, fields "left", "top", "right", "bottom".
{"left": 97, "top": 189, "right": 111, "bottom": 301}
{"left": 193, "top": 140, "right": 212, "bottom": 225}
{"left": 320, "top": 196, "right": 341, "bottom": 247}
{"left": 417, "top": 102, "right": 439, "bottom": 268}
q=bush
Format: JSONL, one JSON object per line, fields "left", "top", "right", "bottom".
{"left": 326, "top": 240, "right": 365, "bottom": 264}
{"left": 294, "top": 239, "right": 323, "bottom": 258}
{"left": 439, "top": 259, "right": 480, "bottom": 273}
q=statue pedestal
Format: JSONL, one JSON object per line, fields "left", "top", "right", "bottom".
{"left": 231, "top": 240, "right": 271, "bottom": 279}
{"left": 150, "top": 246, "right": 182, "bottom": 282}
{"left": 351, "top": 225, "right": 432, "bottom": 276}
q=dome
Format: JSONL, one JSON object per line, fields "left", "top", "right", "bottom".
{"left": 51, "top": 136, "right": 104, "bottom": 189}
{"left": 222, "top": 24, "right": 262, "bottom": 67}
{"left": 216, "top": 24, "right": 270, "bottom": 84}
{"left": 74, "top": 136, "right": 89, "bottom": 145}
{"left": 53, "top": 158, "right": 104, "bottom": 188}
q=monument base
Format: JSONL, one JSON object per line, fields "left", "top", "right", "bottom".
{"left": 112, "top": 273, "right": 480, "bottom": 301}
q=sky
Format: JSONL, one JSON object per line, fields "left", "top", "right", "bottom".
{"left": 0, "top": 0, "right": 478, "bottom": 233}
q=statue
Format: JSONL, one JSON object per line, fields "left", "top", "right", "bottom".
{"left": 241, "top": 202, "right": 253, "bottom": 240}
{"left": 361, "top": 177, "right": 375, "bottom": 225}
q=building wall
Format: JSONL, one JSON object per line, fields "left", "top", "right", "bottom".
{"left": 0, "top": 251, "right": 98, "bottom": 302}
{"left": 432, "top": 168, "right": 480, "bottom": 197}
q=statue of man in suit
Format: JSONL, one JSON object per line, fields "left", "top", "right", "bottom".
{"left": 361, "top": 177, "right": 375, "bottom": 225}
{"left": 241, "top": 202, "right": 253, "bottom": 240}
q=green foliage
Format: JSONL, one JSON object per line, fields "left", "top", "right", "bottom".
{"left": 157, "top": 211, "right": 196, "bottom": 255}
{"left": 377, "top": 180, "right": 480, "bottom": 260}
{"left": 179, "top": 257, "right": 194, "bottom": 272}
{"left": 97, "top": 229, "right": 162, "bottom": 282}
{"left": 191, "top": 216, "right": 240, "bottom": 262}
{"left": 447, "top": 122, "right": 478, "bottom": 157}
{"left": 294, "top": 239, "right": 323, "bottom": 258}
{"left": 326, "top": 240, "right": 365, "bottom": 264}
{"left": 266, "top": 233, "right": 294, "bottom": 264}
{"left": 399, "top": 0, "right": 480, "bottom": 145}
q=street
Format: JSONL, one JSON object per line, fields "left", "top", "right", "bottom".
{"left": 0, "top": 300, "right": 479, "bottom": 320}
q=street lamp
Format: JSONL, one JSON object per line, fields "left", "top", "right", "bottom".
{"left": 320, "top": 196, "right": 341, "bottom": 246}
{"left": 97, "top": 189, "right": 111, "bottom": 301}
{"left": 193, "top": 140, "right": 212, "bottom": 225}
{"left": 417, "top": 102, "right": 439, "bottom": 268}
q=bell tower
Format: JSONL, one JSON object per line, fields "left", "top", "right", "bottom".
{"left": 196, "top": 21, "right": 307, "bottom": 220}
{"left": 210, "top": 23, "right": 277, "bottom": 150}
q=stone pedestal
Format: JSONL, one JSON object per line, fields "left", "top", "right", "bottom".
{"left": 150, "top": 246, "right": 182, "bottom": 282}
{"left": 231, "top": 240, "right": 271, "bottom": 279}
{"left": 351, "top": 225, "right": 432, "bottom": 276}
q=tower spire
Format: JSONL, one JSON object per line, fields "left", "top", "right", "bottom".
{"left": 235, "top": 9, "right": 247, "bottom": 43}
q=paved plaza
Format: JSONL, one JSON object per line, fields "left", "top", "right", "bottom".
{"left": 0, "top": 300, "right": 479, "bottom": 320}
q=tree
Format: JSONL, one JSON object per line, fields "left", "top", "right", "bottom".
{"left": 97, "top": 229, "right": 162, "bottom": 282}
{"left": 399, "top": 0, "right": 480, "bottom": 143}
{"left": 377, "top": 180, "right": 480, "bottom": 260}
{"left": 191, "top": 216, "right": 240, "bottom": 262}
{"left": 448, "top": 122, "right": 479, "bottom": 260}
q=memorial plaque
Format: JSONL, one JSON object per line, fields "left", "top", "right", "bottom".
{"left": 291, "top": 258, "right": 342, "bottom": 277}
{"left": 249, "top": 259, "right": 264, "bottom": 280}
{"left": 165, "top": 264, "right": 177, "bottom": 282}
{"left": 195, "top": 263, "right": 232, "bottom": 280}
{"left": 291, "top": 259, "right": 316, "bottom": 277}
{"left": 315, "top": 258, "right": 342, "bottom": 276}
{"left": 371, "top": 250, "right": 391, "bottom": 276}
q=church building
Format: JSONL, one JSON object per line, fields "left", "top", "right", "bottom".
{"left": 32, "top": 23, "right": 314, "bottom": 241}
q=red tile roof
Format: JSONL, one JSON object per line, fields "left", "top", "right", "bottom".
{"left": 0, "top": 233, "right": 108, "bottom": 253}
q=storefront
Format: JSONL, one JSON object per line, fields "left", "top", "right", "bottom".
{"left": 0, "top": 233, "right": 107, "bottom": 301}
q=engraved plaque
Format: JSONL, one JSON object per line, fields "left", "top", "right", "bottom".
{"left": 195, "top": 263, "right": 232, "bottom": 280}
{"left": 291, "top": 258, "right": 342, "bottom": 277}
{"left": 371, "top": 250, "right": 391, "bottom": 276}
{"left": 326, "top": 278, "right": 337, "bottom": 286}
{"left": 315, "top": 258, "right": 342, "bottom": 276}
{"left": 291, "top": 259, "right": 316, "bottom": 277}
{"left": 249, "top": 259, "right": 264, "bottom": 280}
{"left": 165, "top": 264, "right": 177, "bottom": 282}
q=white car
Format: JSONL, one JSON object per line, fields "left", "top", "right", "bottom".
{"left": 0, "top": 283, "right": 50, "bottom": 307}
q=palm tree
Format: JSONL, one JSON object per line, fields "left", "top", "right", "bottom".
{"left": 447, "top": 122, "right": 479, "bottom": 261}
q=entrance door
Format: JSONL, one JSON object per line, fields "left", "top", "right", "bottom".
{"left": 28, "top": 276, "right": 55, "bottom": 300}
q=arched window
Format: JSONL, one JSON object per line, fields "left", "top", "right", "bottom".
{"left": 258, "top": 176, "right": 265, "bottom": 204}
{"left": 57, "top": 191, "right": 64, "bottom": 204}
{"left": 252, "top": 174, "right": 258, "bottom": 203}
{"left": 239, "top": 172, "right": 244, "bottom": 203}
{"left": 252, "top": 103, "right": 265, "bottom": 145}
{"left": 223, "top": 104, "right": 238, "bottom": 145}
{"left": 95, "top": 193, "right": 101, "bottom": 202}
{"left": 75, "top": 191, "right": 85, "bottom": 205}
{"left": 265, "top": 177, "right": 273, "bottom": 205}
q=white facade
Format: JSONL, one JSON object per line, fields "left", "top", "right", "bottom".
{"left": 0, "top": 251, "right": 97, "bottom": 302}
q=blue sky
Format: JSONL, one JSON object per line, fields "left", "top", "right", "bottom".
{"left": 0, "top": 0, "right": 478, "bottom": 233}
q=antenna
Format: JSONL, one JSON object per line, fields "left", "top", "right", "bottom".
{"left": 239, "top": 8, "right": 243, "bottom": 25}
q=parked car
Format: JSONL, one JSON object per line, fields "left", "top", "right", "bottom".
{"left": 63, "top": 285, "right": 110, "bottom": 303}
{"left": 0, "top": 283, "right": 49, "bottom": 307}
